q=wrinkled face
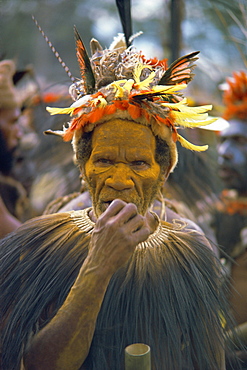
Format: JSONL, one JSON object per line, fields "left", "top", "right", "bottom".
{"left": 217, "top": 120, "right": 247, "bottom": 194}
{"left": 84, "top": 119, "right": 165, "bottom": 217}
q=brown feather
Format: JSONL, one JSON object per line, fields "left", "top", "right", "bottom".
{"left": 74, "top": 26, "right": 95, "bottom": 94}
{"left": 159, "top": 51, "right": 200, "bottom": 86}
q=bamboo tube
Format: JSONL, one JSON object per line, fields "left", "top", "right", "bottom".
{"left": 125, "top": 343, "right": 151, "bottom": 370}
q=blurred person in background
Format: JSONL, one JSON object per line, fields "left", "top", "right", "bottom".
{"left": 0, "top": 59, "right": 24, "bottom": 238}
{"left": 212, "top": 71, "right": 247, "bottom": 368}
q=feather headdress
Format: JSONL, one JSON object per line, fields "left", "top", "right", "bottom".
{"left": 46, "top": 32, "right": 215, "bottom": 144}
{"left": 35, "top": 19, "right": 216, "bottom": 173}
{"left": 222, "top": 70, "right": 247, "bottom": 121}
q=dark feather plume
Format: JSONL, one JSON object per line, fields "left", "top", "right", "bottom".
{"left": 159, "top": 51, "right": 200, "bottom": 86}
{"left": 116, "top": 0, "right": 133, "bottom": 47}
{"left": 74, "top": 26, "right": 95, "bottom": 94}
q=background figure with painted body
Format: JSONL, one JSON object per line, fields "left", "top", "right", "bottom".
{"left": 211, "top": 71, "right": 247, "bottom": 368}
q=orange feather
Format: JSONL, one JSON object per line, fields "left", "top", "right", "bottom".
{"left": 89, "top": 108, "right": 105, "bottom": 123}
{"left": 128, "top": 104, "right": 141, "bottom": 119}
{"left": 104, "top": 104, "right": 117, "bottom": 116}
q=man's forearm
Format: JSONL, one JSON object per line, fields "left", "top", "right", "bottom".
{"left": 23, "top": 258, "right": 112, "bottom": 370}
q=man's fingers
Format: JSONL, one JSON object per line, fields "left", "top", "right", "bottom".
{"left": 97, "top": 200, "right": 138, "bottom": 226}
{"left": 131, "top": 223, "right": 150, "bottom": 245}
{"left": 125, "top": 212, "right": 145, "bottom": 233}
{"left": 101, "top": 199, "right": 126, "bottom": 217}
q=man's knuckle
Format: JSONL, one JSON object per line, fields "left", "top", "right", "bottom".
{"left": 126, "top": 203, "right": 137, "bottom": 213}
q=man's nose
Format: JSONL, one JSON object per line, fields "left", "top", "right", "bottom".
{"left": 105, "top": 164, "right": 134, "bottom": 191}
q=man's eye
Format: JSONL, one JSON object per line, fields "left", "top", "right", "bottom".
{"left": 131, "top": 161, "right": 148, "bottom": 168}
{"left": 235, "top": 136, "right": 247, "bottom": 145}
{"left": 96, "top": 158, "right": 112, "bottom": 165}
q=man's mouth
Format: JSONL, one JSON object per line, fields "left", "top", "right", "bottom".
{"left": 101, "top": 200, "right": 113, "bottom": 211}
{"left": 101, "top": 198, "right": 131, "bottom": 211}
{"left": 104, "top": 201, "right": 112, "bottom": 207}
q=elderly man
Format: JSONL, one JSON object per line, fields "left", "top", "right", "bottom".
{"left": 1, "top": 33, "right": 237, "bottom": 370}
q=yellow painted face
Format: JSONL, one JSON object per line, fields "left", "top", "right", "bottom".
{"left": 84, "top": 119, "right": 164, "bottom": 217}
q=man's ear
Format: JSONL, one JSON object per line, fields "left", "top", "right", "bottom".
{"left": 79, "top": 165, "right": 86, "bottom": 179}
{"left": 73, "top": 153, "right": 80, "bottom": 167}
{"left": 160, "top": 167, "right": 171, "bottom": 183}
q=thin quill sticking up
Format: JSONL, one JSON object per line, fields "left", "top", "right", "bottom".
{"left": 32, "top": 15, "right": 76, "bottom": 85}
